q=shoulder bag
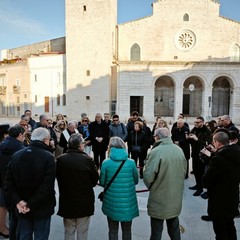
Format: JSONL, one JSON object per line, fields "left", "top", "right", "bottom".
{"left": 98, "top": 160, "right": 126, "bottom": 201}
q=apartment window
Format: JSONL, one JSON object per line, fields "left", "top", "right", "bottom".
{"left": 34, "top": 74, "right": 37, "bottom": 82}
{"left": 57, "top": 94, "right": 61, "bottom": 106}
{"left": 63, "top": 94, "right": 66, "bottom": 106}
{"left": 86, "top": 70, "right": 90, "bottom": 76}
{"left": 83, "top": 5, "right": 86, "bottom": 11}
{"left": 35, "top": 95, "right": 38, "bottom": 103}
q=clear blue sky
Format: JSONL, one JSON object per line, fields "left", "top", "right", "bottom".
{"left": 0, "top": 0, "right": 239, "bottom": 50}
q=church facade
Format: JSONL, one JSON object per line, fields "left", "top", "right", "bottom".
{"left": 65, "top": 0, "right": 240, "bottom": 122}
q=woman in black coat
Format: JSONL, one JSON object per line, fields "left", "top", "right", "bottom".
{"left": 129, "top": 121, "right": 149, "bottom": 178}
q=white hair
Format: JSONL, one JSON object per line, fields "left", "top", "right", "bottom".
{"left": 154, "top": 127, "right": 170, "bottom": 139}
{"left": 31, "top": 127, "right": 50, "bottom": 142}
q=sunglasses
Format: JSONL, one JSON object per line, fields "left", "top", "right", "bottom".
{"left": 82, "top": 120, "right": 88, "bottom": 122}
{"left": 113, "top": 119, "right": 119, "bottom": 122}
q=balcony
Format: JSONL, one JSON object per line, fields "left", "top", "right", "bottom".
{"left": 0, "top": 86, "right": 7, "bottom": 95}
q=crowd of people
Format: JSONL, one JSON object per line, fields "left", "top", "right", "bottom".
{"left": 0, "top": 110, "right": 239, "bottom": 240}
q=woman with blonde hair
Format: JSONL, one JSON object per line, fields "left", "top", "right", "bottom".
{"left": 157, "top": 119, "right": 169, "bottom": 130}
{"left": 100, "top": 137, "right": 139, "bottom": 240}
{"left": 54, "top": 120, "right": 67, "bottom": 158}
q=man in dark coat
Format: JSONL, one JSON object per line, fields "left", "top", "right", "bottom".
{"left": 221, "top": 115, "right": 239, "bottom": 137}
{"left": 5, "top": 127, "right": 56, "bottom": 240}
{"left": 59, "top": 121, "right": 79, "bottom": 153}
{"left": 203, "top": 131, "right": 240, "bottom": 240}
{"left": 171, "top": 119, "right": 190, "bottom": 179}
{"left": 89, "top": 113, "right": 109, "bottom": 169}
{"left": 0, "top": 125, "right": 25, "bottom": 239}
{"left": 188, "top": 116, "right": 212, "bottom": 196}
{"left": 56, "top": 133, "right": 99, "bottom": 239}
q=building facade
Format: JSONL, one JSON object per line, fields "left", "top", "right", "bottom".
{"left": 1, "top": 0, "right": 240, "bottom": 123}
{"left": 65, "top": 0, "right": 240, "bottom": 122}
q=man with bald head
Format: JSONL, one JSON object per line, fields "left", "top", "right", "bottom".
{"left": 203, "top": 131, "right": 240, "bottom": 240}
{"left": 144, "top": 128, "right": 187, "bottom": 240}
{"left": 221, "top": 115, "right": 239, "bottom": 136}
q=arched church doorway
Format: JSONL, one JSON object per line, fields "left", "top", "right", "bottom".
{"left": 183, "top": 77, "right": 203, "bottom": 116}
{"left": 212, "top": 77, "right": 231, "bottom": 117}
{"left": 154, "top": 76, "right": 174, "bottom": 117}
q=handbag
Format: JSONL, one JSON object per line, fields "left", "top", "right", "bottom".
{"left": 132, "top": 145, "right": 141, "bottom": 153}
{"left": 98, "top": 160, "right": 126, "bottom": 201}
{"left": 132, "top": 133, "right": 141, "bottom": 153}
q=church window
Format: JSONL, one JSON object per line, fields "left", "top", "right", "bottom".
{"left": 230, "top": 43, "right": 240, "bottom": 62}
{"left": 183, "top": 13, "right": 189, "bottom": 21}
{"left": 130, "top": 43, "right": 141, "bottom": 61}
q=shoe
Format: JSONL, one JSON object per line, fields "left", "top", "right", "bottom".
{"left": 185, "top": 174, "right": 189, "bottom": 179}
{"left": 200, "top": 191, "right": 208, "bottom": 199}
{"left": 193, "top": 190, "right": 203, "bottom": 196}
{"left": 0, "top": 232, "right": 10, "bottom": 238}
{"left": 189, "top": 185, "right": 197, "bottom": 190}
{"left": 201, "top": 215, "right": 212, "bottom": 221}
{"left": 140, "top": 174, "right": 143, "bottom": 179}
{"left": 190, "top": 170, "right": 194, "bottom": 174}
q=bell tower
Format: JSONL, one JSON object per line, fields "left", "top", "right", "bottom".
{"left": 65, "top": 0, "right": 117, "bottom": 118}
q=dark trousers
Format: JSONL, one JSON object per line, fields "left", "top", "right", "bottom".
{"left": 93, "top": 151, "right": 106, "bottom": 169}
{"left": 150, "top": 216, "right": 180, "bottom": 240}
{"left": 193, "top": 158, "right": 205, "bottom": 190}
{"left": 131, "top": 152, "right": 147, "bottom": 176}
{"left": 9, "top": 209, "right": 19, "bottom": 240}
{"left": 107, "top": 216, "right": 132, "bottom": 240}
{"left": 212, "top": 217, "right": 237, "bottom": 240}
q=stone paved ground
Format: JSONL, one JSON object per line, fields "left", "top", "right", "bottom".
{"left": 48, "top": 173, "right": 240, "bottom": 240}
{"left": 1, "top": 116, "right": 240, "bottom": 239}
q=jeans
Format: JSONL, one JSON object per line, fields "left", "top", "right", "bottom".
{"left": 107, "top": 216, "right": 132, "bottom": 240}
{"left": 64, "top": 217, "right": 90, "bottom": 240}
{"left": 18, "top": 215, "right": 51, "bottom": 240}
{"left": 212, "top": 217, "right": 237, "bottom": 240}
{"left": 150, "top": 216, "right": 180, "bottom": 240}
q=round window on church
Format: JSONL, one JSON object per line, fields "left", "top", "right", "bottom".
{"left": 175, "top": 29, "right": 196, "bottom": 51}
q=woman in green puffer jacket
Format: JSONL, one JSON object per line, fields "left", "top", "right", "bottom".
{"left": 100, "top": 137, "right": 139, "bottom": 240}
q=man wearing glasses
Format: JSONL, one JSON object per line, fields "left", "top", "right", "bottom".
{"left": 109, "top": 115, "right": 128, "bottom": 142}
{"left": 187, "top": 117, "right": 212, "bottom": 196}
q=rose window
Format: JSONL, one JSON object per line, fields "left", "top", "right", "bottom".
{"left": 175, "top": 30, "right": 196, "bottom": 51}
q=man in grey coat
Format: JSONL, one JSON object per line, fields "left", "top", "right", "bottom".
{"left": 109, "top": 115, "right": 128, "bottom": 142}
{"left": 143, "top": 128, "right": 187, "bottom": 240}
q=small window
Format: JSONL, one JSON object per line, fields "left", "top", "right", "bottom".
{"left": 24, "top": 94, "right": 27, "bottom": 98}
{"left": 35, "top": 95, "right": 38, "bottom": 103}
{"left": 86, "top": 70, "right": 90, "bottom": 76}
{"left": 34, "top": 74, "right": 37, "bottom": 82}
{"left": 130, "top": 43, "right": 141, "bottom": 61}
{"left": 57, "top": 94, "right": 61, "bottom": 106}
{"left": 17, "top": 96, "right": 20, "bottom": 104}
{"left": 83, "top": 5, "right": 86, "bottom": 11}
{"left": 183, "top": 13, "right": 189, "bottom": 21}
{"left": 86, "top": 96, "right": 90, "bottom": 100}
{"left": 62, "top": 94, "right": 66, "bottom": 106}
